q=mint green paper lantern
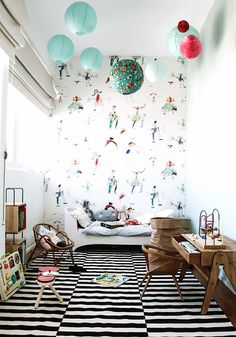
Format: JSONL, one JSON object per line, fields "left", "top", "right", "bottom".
{"left": 65, "top": 2, "right": 97, "bottom": 36}
{"left": 110, "top": 59, "right": 144, "bottom": 95}
{"left": 145, "top": 59, "right": 167, "bottom": 84}
{"left": 47, "top": 34, "right": 74, "bottom": 63}
{"left": 167, "top": 26, "right": 200, "bottom": 58}
{"left": 80, "top": 47, "right": 103, "bottom": 72}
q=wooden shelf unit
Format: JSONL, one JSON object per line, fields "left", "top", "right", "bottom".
{"left": 5, "top": 188, "right": 27, "bottom": 269}
{"left": 5, "top": 203, "right": 26, "bottom": 234}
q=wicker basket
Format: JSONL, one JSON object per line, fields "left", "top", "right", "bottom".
{"left": 150, "top": 217, "right": 190, "bottom": 250}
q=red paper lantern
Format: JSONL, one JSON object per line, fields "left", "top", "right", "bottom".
{"left": 177, "top": 20, "right": 189, "bottom": 33}
{"left": 180, "top": 34, "right": 202, "bottom": 59}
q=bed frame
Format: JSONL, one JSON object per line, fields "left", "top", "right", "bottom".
{"left": 64, "top": 208, "right": 151, "bottom": 250}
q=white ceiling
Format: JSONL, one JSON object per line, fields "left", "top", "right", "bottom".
{"left": 23, "top": 0, "right": 215, "bottom": 75}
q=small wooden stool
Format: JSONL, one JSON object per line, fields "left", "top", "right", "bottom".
{"left": 34, "top": 266, "right": 63, "bottom": 309}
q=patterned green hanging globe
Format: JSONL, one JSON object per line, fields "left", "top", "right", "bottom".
{"left": 110, "top": 59, "right": 144, "bottom": 95}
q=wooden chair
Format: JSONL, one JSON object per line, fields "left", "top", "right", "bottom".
{"left": 139, "top": 243, "right": 184, "bottom": 300}
{"left": 28, "top": 223, "right": 75, "bottom": 266}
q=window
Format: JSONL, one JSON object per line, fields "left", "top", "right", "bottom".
{"left": 6, "top": 84, "right": 52, "bottom": 172}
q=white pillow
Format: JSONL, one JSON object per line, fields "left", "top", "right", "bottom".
{"left": 71, "top": 207, "right": 92, "bottom": 228}
{"left": 39, "top": 225, "right": 61, "bottom": 244}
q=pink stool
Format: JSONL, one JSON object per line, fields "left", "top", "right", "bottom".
{"left": 38, "top": 266, "right": 60, "bottom": 274}
{"left": 34, "top": 266, "right": 63, "bottom": 309}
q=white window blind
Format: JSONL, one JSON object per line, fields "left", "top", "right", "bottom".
{"left": 0, "top": 0, "right": 26, "bottom": 58}
{"left": 0, "top": 0, "right": 57, "bottom": 115}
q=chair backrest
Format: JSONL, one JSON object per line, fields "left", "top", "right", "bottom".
{"left": 28, "top": 223, "right": 75, "bottom": 266}
{"left": 33, "top": 223, "right": 57, "bottom": 251}
{"left": 142, "top": 244, "right": 183, "bottom": 275}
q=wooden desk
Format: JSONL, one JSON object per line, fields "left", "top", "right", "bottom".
{"left": 172, "top": 234, "right": 236, "bottom": 323}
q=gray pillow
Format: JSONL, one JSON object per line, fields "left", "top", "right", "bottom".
{"left": 94, "top": 208, "right": 118, "bottom": 222}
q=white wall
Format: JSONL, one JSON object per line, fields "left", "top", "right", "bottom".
{"left": 5, "top": 169, "right": 45, "bottom": 249}
{"left": 44, "top": 56, "right": 188, "bottom": 225}
{"left": 0, "top": 49, "right": 9, "bottom": 254}
{"left": 185, "top": 0, "right": 236, "bottom": 239}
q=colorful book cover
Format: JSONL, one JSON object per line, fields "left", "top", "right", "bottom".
{"left": 92, "top": 273, "right": 129, "bottom": 287}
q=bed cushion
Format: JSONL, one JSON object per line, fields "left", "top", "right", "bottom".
{"left": 67, "top": 207, "right": 92, "bottom": 228}
{"left": 81, "top": 221, "right": 152, "bottom": 236}
{"left": 94, "top": 208, "right": 118, "bottom": 222}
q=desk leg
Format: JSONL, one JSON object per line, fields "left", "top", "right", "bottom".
{"left": 179, "top": 260, "right": 189, "bottom": 282}
{"left": 220, "top": 253, "right": 236, "bottom": 293}
{"left": 201, "top": 252, "right": 221, "bottom": 315}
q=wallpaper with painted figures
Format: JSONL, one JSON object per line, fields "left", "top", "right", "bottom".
{"left": 44, "top": 56, "right": 187, "bottom": 225}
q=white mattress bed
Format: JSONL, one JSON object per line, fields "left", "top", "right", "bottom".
{"left": 64, "top": 208, "right": 152, "bottom": 249}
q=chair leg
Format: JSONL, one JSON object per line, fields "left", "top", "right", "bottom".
{"left": 172, "top": 274, "right": 183, "bottom": 301}
{"left": 140, "top": 274, "right": 152, "bottom": 299}
{"left": 139, "top": 273, "right": 148, "bottom": 287}
{"left": 34, "top": 285, "right": 45, "bottom": 309}
{"left": 27, "top": 246, "right": 37, "bottom": 266}
{"left": 52, "top": 251, "right": 57, "bottom": 265}
{"left": 49, "top": 285, "right": 63, "bottom": 303}
{"left": 69, "top": 249, "right": 75, "bottom": 265}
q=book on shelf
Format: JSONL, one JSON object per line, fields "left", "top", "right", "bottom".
{"left": 92, "top": 273, "right": 129, "bottom": 287}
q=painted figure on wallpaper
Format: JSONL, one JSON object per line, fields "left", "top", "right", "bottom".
{"left": 151, "top": 121, "right": 163, "bottom": 143}
{"left": 109, "top": 55, "right": 119, "bottom": 66}
{"left": 150, "top": 185, "right": 162, "bottom": 208}
{"left": 176, "top": 136, "right": 186, "bottom": 151}
{"left": 55, "top": 184, "right": 67, "bottom": 207}
{"left": 126, "top": 141, "right": 135, "bottom": 154}
{"left": 109, "top": 105, "right": 119, "bottom": 129}
{"left": 44, "top": 175, "right": 50, "bottom": 193}
{"left": 177, "top": 57, "right": 186, "bottom": 66}
{"left": 132, "top": 56, "right": 144, "bottom": 65}
{"left": 67, "top": 159, "right": 82, "bottom": 178}
{"left": 162, "top": 97, "right": 177, "bottom": 115}
{"left": 177, "top": 183, "right": 185, "bottom": 195}
{"left": 68, "top": 96, "right": 83, "bottom": 113}
{"left": 82, "top": 181, "right": 92, "bottom": 193}
{"left": 108, "top": 175, "right": 118, "bottom": 194}
{"left": 170, "top": 200, "right": 185, "bottom": 217}
{"left": 149, "top": 156, "right": 157, "bottom": 167}
{"left": 77, "top": 71, "right": 97, "bottom": 87}
{"left": 150, "top": 92, "right": 158, "bottom": 103}
{"left": 89, "top": 88, "right": 103, "bottom": 107}
{"left": 119, "top": 193, "right": 125, "bottom": 200}
{"left": 178, "top": 118, "right": 186, "bottom": 129}
{"left": 58, "top": 63, "right": 70, "bottom": 79}
{"left": 105, "top": 137, "right": 118, "bottom": 148}
{"left": 130, "top": 104, "right": 146, "bottom": 128}
{"left": 129, "top": 169, "right": 145, "bottom": 193}
{"left": 161, "top": 161, "right": 177, "bottom": 179}
{"left": 55, "top": 85, "right": 69, "bottom": 103}
{"left": 176, "top": 73, "right": 186, "bottom": 88}
{"left": 57, "top": 120, "right": 63, "bottom": 143}
{"left": 92, "top": 153, "right": 102, "bottom": 170}
{"left": 139, "top": 178, "right": 145, "bottom": 193}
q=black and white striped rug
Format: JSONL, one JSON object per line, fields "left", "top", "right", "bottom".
{"left": 0, "top": 246, "right": 236, "bottom": 337}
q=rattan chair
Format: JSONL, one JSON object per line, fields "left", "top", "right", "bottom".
{"left": 139, "top": 243, "right": 184, "bottom": 300}
{"left": 28, "top": 223, "right": 75, "bottom": 266}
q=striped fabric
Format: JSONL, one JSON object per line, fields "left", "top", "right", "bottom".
{"left": 132, "top": 251, "right": 236, "bottom": 337}
{"left": 0, "top": 247, "right": 235, "bottom": 337}
{"left": 57, "top": 247, "right": 147, "bottom": 337}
